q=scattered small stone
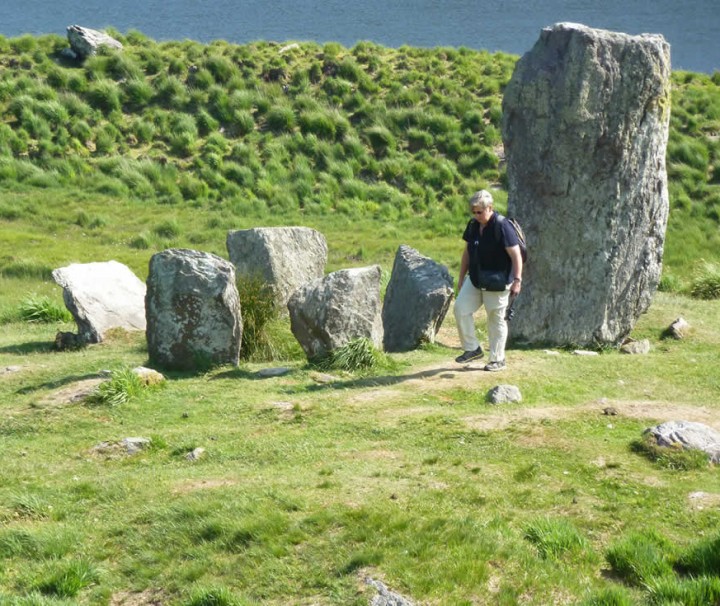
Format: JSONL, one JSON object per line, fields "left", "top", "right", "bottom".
{"left": 603, "top": 407, "right": 618, "bottom": 416}
{"left": 366, "top": 577, "right": 416, "bottom": 606}
{"left": 186, "top": 447, "right": 206, "bottom": 461}
{"left": 664, "top": 316, "right": 690, "bottom": 340}
{"left": 487, "top": 384, "right": 522, "bottom": 404}
{"left": 544, "top": 350, "right": 561, "bottom": 355}
{"left": 573, "top": 350, "right": 599, "bottom": 356}
{"left": 309, "top": 371, "right": 340, "bottom": 384}
{"left": 257, "top": 366, "right": 292, "bottom": 378}
{"left": 121, "top": 437, "right": 152, "bottom": 455}
{"left": 132, "top": 366, "right": 166, "bottom": 386}
{"left": 279, "top": 43, "right": 300, "bottom": 54}
{"left": 1, "top": 365, "right": 22, "bottom": 375}
{"left": 620, "top": 338, "right": 650, "bottom": 355}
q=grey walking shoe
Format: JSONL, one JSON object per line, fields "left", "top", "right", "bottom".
{"left": 483, "top": 360, "right": 506, "bottom": 372}
{"left": 455, "top": 346, "right": 484, "bottom": 363}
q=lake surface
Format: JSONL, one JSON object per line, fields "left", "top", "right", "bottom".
{"left": 1, "top": 0, "right": 718, "bottom": 73}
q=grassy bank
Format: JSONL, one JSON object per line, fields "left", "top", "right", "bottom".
{"left": 0, "top": 31, "right": 719, "bottom": 287}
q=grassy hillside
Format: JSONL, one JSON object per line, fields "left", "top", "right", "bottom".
{"left": 0, "top": 30, "right": 719, "bottom": 293}
{"left": 0, "top": 30, "right": 719, "bottom": 606}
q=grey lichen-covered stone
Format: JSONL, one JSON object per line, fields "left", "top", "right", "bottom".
{"left": 487, "top": 384, "right": 523, "bottom": 404}
{"left": 66, "top": 25, "right": 123, "bottom": 59}
{"left": 620, "top": 338, "right": 651, "bottom": 354}
{"left": 226, "top": 226, "right": 328, "bottom": 309}
{"left": 52, "top": 260, "right": 146, "bottom": 344}
{"left": 145, "top": 249, "right": 242, "bottom": 371}
{"left": 382, "top": 245, "right": 454, "bottom": 352}
{"left": 644, "top": 420, "right": 720, "bottom": 464}
{"left": 664, "top": 316, "right": 690, "bottom": 339}
{"left": 502, "top": 23, "right": 671, "bottom": 346}
{"left": 288, "top": 265, "right": 383, "bottom": 359}
{"left": 186, "top": 447, "right": 206, "bottom": 461}
{"left": 366, "top": 577, "right": 416, "bottom": 606}
{"left": 131, "top": 366, "right": 166, "bottom": 386}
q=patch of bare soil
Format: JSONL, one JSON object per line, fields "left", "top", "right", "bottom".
{"left": 38, "top": 377, "right": 105, "bottom": 407}
{"left": 464, "top": 400, "right": 720, "bottom": 432}
{"left": 172, "top": 478, "right": 238, "bottom": 494}
{"left": 689, "top": 491, "right": 720, "bottom": 510}
{"left": 0, "top": 365, "right": 23, "bottom": 377}
{"left": 110, "top": 589, "right": 166, "bottom": 606}
{"left": 340, "top": 351, "right": 718, "bottom": 435}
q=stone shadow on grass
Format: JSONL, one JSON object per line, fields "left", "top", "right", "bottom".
{"left": 296, "top": 364, "right": 484, "bottom": 393}
{"left": 15, "top": 372, "right": 106, "bottom": 395}
{"left": 0, "top": 341, "right": 55, "bottom": 355}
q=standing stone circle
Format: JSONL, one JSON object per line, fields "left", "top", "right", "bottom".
{"left": 52, "top": 260, "right": 146, "bottom": 343}
{"left": 226, "top": 226, "right": 327, "bottom": 309}
{"left": 502, "top": 23, "right": 671, "bottom": 346}
{"left": 145, "top": 249, "right": 242, "bottom": 371}
{"left": 382, "top": 245, "right": 454, "bottom": 352}
{"left": 287, "top": 265, "right": 383, "bottom": 359}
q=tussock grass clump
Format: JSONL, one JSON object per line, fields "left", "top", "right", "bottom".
{"left": 183, "top": 586, "right": 246, "bottom": 606}
{"left": 523, "top": 517, "right": 589, "bottom": 560}
{"left": 690, "top": 261, "right": 720, "bottom": 299}
{"left": 645, "top": 576, "right": 720, "bottom": 606}
{"left": 676, "top": 531, "right": 720, "bottom": 576}
{"left": 237, "top": 274, "right": 279, "bottom": 361}
{"left": 17, "top": 294, "right": 72, "bottom": 323}
{"left": 312, "top": 337, "right": 387, "bottom": 372}
{"left": 31, "top": 558, "right": 100, "bottom": 598}
{"left": 578, "top": 586, "right": 634, "bottom": 606}
{"left": 88, "top": 368, "right": 144, "bottom": 406}
{"left": 605, "top": 530, "right": 676, "bottom": 587}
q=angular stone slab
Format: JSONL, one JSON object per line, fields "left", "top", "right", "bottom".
{"left": 146, "top": 249, "right": 242, "bottom": 371}
{"left": 67, "top": 25, "right": 123, "bottom": 59}
{"left": 288, "top": 265, "right": 383, "bottom": 359}
{"left": 226, "top": 226, "right": 328, "bottom": 309}
{"left": 382, "top": 245, "right": 454, "bottom": 352}
{"left": 52, "top": 260, "right": 146, "bottom": 343}
{"left": 502, "top": 23, "right": 671, "bottom": 346}
{"left": 645, "top": 420, "right": 720, "bottom": 464}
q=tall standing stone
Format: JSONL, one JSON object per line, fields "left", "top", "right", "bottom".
{"left": 502, "top": 23, "right": 671, "bottom": 346}
{"left": 382, "top": 245, "right": 454, "bottom": 352}
{"left": 145, "top": 249, "right": 242, "bottom": 371}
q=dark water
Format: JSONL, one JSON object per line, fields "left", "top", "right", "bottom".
{"left": 1, "top": 0, "right": 718, "bottom": 73}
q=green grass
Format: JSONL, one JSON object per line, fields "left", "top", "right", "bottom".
{"left": 0, "top": 290, "right": 718, "bottom": 603}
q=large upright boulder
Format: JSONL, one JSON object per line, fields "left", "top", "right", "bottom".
{"left": 287, "top": 266, "right": 383, "bottom": 359}
{"left": 52, "top": 260, "right": 146, "bottom": 343}
{"left": 382, "top": 245, "right": 454, "bottom": 352}
{"left": 502, "top": 23, "right": 671, "bottom": 346}
{"left": 226, "top": 227, "right": 328, "bottom": 309}
{"left": 145, "top": 249, "right": 241, "bottom": 371}
{"left": 66, "top": 25, "right": 123, "bottom": 59}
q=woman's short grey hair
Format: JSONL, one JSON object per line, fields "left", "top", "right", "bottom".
{"left": 469, "top": 189, "right": 493, "bottom": 210}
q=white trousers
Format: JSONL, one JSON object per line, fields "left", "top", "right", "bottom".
{"left": 454, "top": 278, "right": 510, "bottom": 363}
